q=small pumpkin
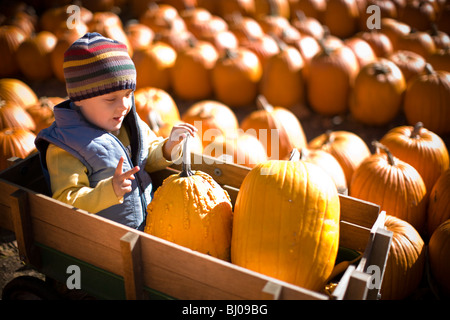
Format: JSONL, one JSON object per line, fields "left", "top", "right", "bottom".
{"left": 25, "top": 97, "right": 64, "bottom": 134}
{"left": 0, "top": 127, "right": 36, "bottom": 171}
{"left": 231, "top": 159, "right": 340, "bottom": 292}
{"left": 388, "top": 49, "right": 427, "bottom": 83}
{"left": 289, "top": 148, "right": 348, "bottom": 194}
{"left": 403, "top": 64, "right": 450, "bottom": 135}
{"left": 356, "top": 30, "right": 394, "bottom": 58}
{"left": 307, "top": 39, "right": 359, "bottom": 116}
{"left": 203, "top": 131, "right": 268, "bottom": 168}
{"left": 396, "top": 29, "right": 436, "bottom": 59}
{"left": 125, "top": 22, "right": 154, "bottom": 51}
{"left": 144, "top": 135, "right": 233, "bottom": 261}
{"left": 170, "top": 39, "right": 219, "bottom": 101}
{"left": 380, "top": 215, "right": 425, "bottom": 300}
{"left": 427, "top": 169, "right": 450, "bottom": 237}
{"left": 16, "top": 31, "right": 57, "bottom": 81}
{"left": 349, "top": 58, "right": 406, "bottom": 126}
{"left": 380, "top": 18, "right": 411, "bottom": 50}
{"left": 0, "top": 78, "right": 38, "bottom": 108}
{"left": 133, "top": 40, "right": 177, "bottom": 91}
{"left": 240, "top": 95, "right": 307, "bottom": 160}
{"left": 427, "top": 47, "right": 450, "bottom": 73}
{"left": 258, "top": 37, "right": 305, "bottom": 108}
{"left": 0, "top": 99, "right": 35, "bottom": 132}
{"left": 428, "top": 219, "right": 450, "bottom": 297}
{"left": 308, "top": 130, "right": 371, "bottom": 184}
{"left": 211, "top": 47, "right": 262, "bottom": 108}
{"left": 181, "top": 100, "right": 239, "bottom": 148}
{"left": 0, "top": 25, "right": 26, "bottom": 77}
{"left": 344, "top": 37, "right": 377, "bottom": 68}
{"left": 380, "top": 122, "right": 449, "bottom": 196}
{"left": 134, "top": 87, "right": 180, "bottom": 138}
{"left": 323, "top": 0, "right": 360, "bottom": 39}
{"left": 350, "top": 142, "right": 428, "bottom": 234}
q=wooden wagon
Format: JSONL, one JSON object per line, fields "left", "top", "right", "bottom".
{"left": 0, "top": 152, "right": 392, "bottom": 300}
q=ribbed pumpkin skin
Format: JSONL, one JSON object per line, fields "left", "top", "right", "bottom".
{"left": 231, "top": 160, "right": 340, "bottom": 291}
{"left": 380, "top": 124, "right": 449, "bottom": 195}
{"left": 144, "top": 171, "right": 233, "bottom": 261}
{"left": 381, "top": 215, "right": 425, "bottom": 300}
{"left": 428, "top": 219, "right": 450, "bottom": 297}
{"left": 350, "top": 150, "right": 427, "bottom": 234}
{"left": 427, "top": 169, "right": 450, "bottom": 237}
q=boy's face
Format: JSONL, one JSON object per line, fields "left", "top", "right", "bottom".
{"left": 76, "top": 89, "right": 134, "bottom": 132}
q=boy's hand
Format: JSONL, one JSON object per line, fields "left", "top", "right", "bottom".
{"left": 112, "top": 156, "right": 140, "bottom": 198}
{"left": 163, "top": 123, "right": 197, "bottom": 160}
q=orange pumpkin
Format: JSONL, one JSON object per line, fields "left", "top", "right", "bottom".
{"left": 403, "top": 64, "right": 450, "bottom": 135}
{"left": 203, "top": 132, "right": 268, "bottom": 168}
{"left": 0, "top": 128, "right": 36, "bottom": 171}
{"left": 125, "top": 23, "right": 154, "bottom": 51}
{"left": 428, "top": 219, "right": 450, "bottom": 297}
{"left": 170, "top": 39, "right": 218, "bottom": 101}
{"left": 307, "top": 40, "right": 359, "bottom": 116}
{"left": 356, "top": 30, "right": 394, "bottom": 58}
{"left": 259, "top": 39, "right": 305, "bottom": 108}
{"left": 308, "top": 130, "right": 371, "bottom": 184}
{"left": 290, "top": 148, "right": 347, "bottom": 194}
{"left": 211, "top": 47, "right": 262, "bottom": 108}
{"left": 134, "top": 87, "right": 180, "bottom": 138}
{"left": 323, "top": 0, "right": 360, "bottom": 39}
{"left": 0, "top": 99, "right": 35, "bottom": 132}
{"left": 380, "top": 122, "right": 449, "bottom": 196}
{"left": 25, "top": 97, "right": 64, "bottom": 134}
{"left": 380, "top": 18, "right": 411, "bottom": 50}
{"left": 349, "top": 58, "right": 406, "bottom": 126}
{"left": 427, "top": 47, "right": 450, "bottom": 73}
{"left": 240, "top": 96, "right": 307, "bottom": 160}
{"left": 0, "top": 25, "right": 26, "bottom": 77}
{"left": 181, "top": 100, "right": 239, "bottom": 148}
{"left": 133, "top": 41, "right": 177, "bottom": 91}
{"left": 388, "top": 50, "right": 427, "bottom": 83}
{"left": 350, "top": 142, "right": 428, "bottom": 234}
{"left": 427, "top": 169, "right": 450, "bottom": 237}
{"left": 0, "top": 78, "right": 38, "bottom": 108}
{"left": 16, "top": 31, "right": 57, "bottom": 81}
{"left": 380, "top": 215, "right": 425, "bottom": 300}
{"left": 344, "top": 37, "right": 377, "bottom": 68}
{"left": 396, "top": 30, "right": 436, "bottom": 59}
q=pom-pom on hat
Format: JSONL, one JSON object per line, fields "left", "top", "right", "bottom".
{"left": 63, "top": 32, "right": 136, "bottom": 101}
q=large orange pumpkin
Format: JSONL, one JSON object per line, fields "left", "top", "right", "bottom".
{"left": 380, "top": 215, "right": 425, "bottom": 300}
{"left": 0, "top": 99, "right": 36, "bottom": 132}
{"left": 350, "top": 58, "right": 406, "bottom": 126}
{"left": 350, "top": 142, "right": 428, "bottom": 234}
{"left": 144, "top": 136, "right": 233, "bottom": 261}
{"left": 428, "top": 219, "right": 450, "bottom": 298}
{"left": 403, "top": 64, "right": 450, "bottom": 135}
{"left": 380, "top": 122, "right": 449, "bottom": 195}
{"left": 231, "top": 159, "right": 340, "bottom": 292}
{"left": 308, "top": 130, "right": 371, "bottom": 184}
{"left": 0, "top": 25, "right": 26, "bottom": 77}
{"left": 427, "top": 169, "right": 450, "bottom": 237}
{"left": 240, "top": 95, "right": 307, "bottom": 160}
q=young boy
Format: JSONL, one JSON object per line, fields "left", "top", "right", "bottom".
{"left": 35, "top": 32, "right": 196, "bottom": 230}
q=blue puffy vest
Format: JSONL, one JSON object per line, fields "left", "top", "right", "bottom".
{"left": 35, "top": 98, "right": 153, "bottom": 230}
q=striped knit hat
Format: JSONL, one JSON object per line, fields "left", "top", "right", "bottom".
{"left": 63, "top": 32, "right": 136, "bottom": 101}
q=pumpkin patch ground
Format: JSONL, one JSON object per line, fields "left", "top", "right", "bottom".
{"left": 1, "top": 0, "right": 450, "bottom": 301}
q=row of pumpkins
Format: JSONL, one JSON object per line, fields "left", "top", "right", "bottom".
{"left": 0, "top": 0, "right": 449, "bottom": 300}
{"left": 0, "top": 0, "right": 450, "bottom": 135}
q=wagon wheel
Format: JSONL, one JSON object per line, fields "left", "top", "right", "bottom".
{"left": 2, "top": 275, "right": 62, "bottom": 300}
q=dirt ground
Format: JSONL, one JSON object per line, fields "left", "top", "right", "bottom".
{"left": 0, "top": 77, "right": 448, "bottom": 300}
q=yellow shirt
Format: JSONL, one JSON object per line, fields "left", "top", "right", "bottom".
{"left": 46, "top": 124, "right": 179, "bottom": 214}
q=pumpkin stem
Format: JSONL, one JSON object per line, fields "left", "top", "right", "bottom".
{"left": 424, "top": 63, "right": 435, "bottom": 75}
{"left": 288, "top": 148, "right": 300, "bottom": 161}
{"left": 372, "top": 141, "right": 396, "bottom": 166}
{"left": 317, "top": 37, "right": 333, "bottom": 56}
{"left": 410, "top": 122, "right": 423, "bottom": 139}
{"left": 324, "top": 130, "right": 335, "bottom": 145}
{"left": 180, "top": 134, "right": 194, "bottom": 177}
{"left": 372, "top": 62, "right": 390, "bottom": 75}
{"left": 256, "top": 95, "right": 274, "bottom": 112}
